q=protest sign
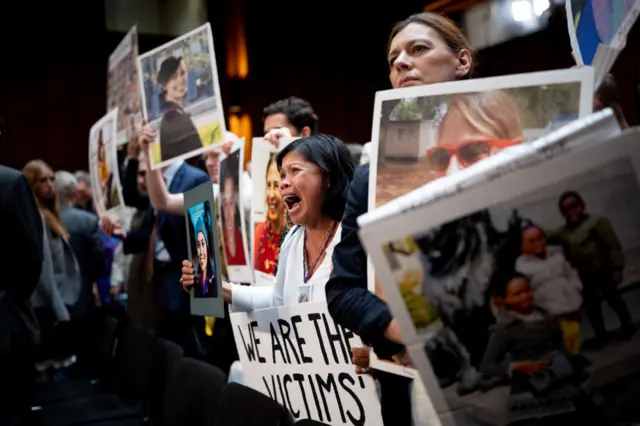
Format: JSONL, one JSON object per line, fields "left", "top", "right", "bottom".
{"left": 89, "top": 108, "right": 124, "bottom": 220}
{"left": 360, "top": 125, "right": 640, "bottom": 425}
{"left": 185, "top": 181, "right": 224, "bottom": 317}
{"left": 250, "top": 137, "right": 294, "bottom": 286}
{"left": 366, "top": 67, "right": 594, "bottom": 377}
{"left": 107, "top": 26, "right": 143, "bottom": 146}
{"left": 137, "top": 23, "right": 226, "bottom": 170}
{"left": 231, "top": 303, "right": 383, "bottom": 426}
{"left": 219, "top": 143, "right": 252, "bottom": 283}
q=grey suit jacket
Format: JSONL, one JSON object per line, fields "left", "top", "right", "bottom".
{"left": 59, "top": 204, "right": 106, "bottom": 314}
{"left": 31, "top": 214, "right": 71, "bottom": 321}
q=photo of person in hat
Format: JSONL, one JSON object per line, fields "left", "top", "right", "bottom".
{"left": 155, "top": 56, "right": 203, "bottom": 163}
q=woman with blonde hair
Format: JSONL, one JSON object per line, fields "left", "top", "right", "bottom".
{"left": 427, "top": 90, "right": 525, "bottom": 178}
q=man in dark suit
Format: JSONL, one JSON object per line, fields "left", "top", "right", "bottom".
{"left": 121, "top": 156, "right": 209, "bottom": 358}
{"left": 325, "top": 163, "right": 413, "bottom": 426}
{"left": 0, "top": 166, "right": 43, "bottom": 426}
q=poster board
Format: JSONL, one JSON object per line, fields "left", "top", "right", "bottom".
{"left": 107, "top": 25, "right": 143, "bottom": 146}
{"left": 219, "top": 141, "right": 253, "bottom": 283}
{"left": 359, "top": 126, "right": 640, "bottom": 425}
{"left": 89, "top": 108, "right": 124, "bottom": 221}
{"left": 185, "top": 181, "right": 224, "bottom": 318}
{"left": 366, "top": 67, "right": 594, "bottom": 377}
{"left": 250, "top": 137, "right": 295, "bottom": 287}
{"left": 137, "top": 23, "right": 226, "bottom": 170}
{"left": 231, "top": 302, "right": 383, "bottom": 426}
{"left": 565, "top": 0, "right": 640, "bottom": 87}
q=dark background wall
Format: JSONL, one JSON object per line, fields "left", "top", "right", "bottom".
{"left": 0, "top": 0, "right": 638, "bottom": 171}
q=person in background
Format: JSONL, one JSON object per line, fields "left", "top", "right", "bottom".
{"left": 74, "top": 170, "right": 94, "bottom": 213}
{"left": 325, "top": 12, "right": 474, "bottom": 426}
{"left": 0, "top": 165, "right": 44, "bottom": 426}
{"left": 593, "top": 73, "right": 629, "bottom": 129}
{"left": 53, "top": 171, "right": 108, "bottom": 374}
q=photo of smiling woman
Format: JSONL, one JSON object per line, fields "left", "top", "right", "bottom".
{"left": 254, "top": 152, "right": 289, "bottom": 279}
{"left": 155, "top": 56, "right": 202, "bottom": 163}
{"left": 219, "top": 148, "right": 251, "bottom": 282}
{"left": 188, "top": 201, "right": 217, "bottom": 298}
{"left": 137, "top": 24, "right": 226, "bottom": 170}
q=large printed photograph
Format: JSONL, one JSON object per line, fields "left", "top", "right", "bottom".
{"left": 137, "top": 23, "right": 226, "bottom": 170}
{"left": 187, "top": 200, "right": 218, "bottom": 299}
{"left": 107, "top": 26, "right": 143, "bottom": 145}
{"left": 383, "top": 155, "right": 640, "bottom": 424}
{"left": 88, "top": 108, "right": 124, "bottom": 219}
{"left": 220, "top": 147, "right": 252, "bottom": 283}
{"left": 374, "top": 80, "right": 589, "bottom": 207}
{"left": 250, "top": 138, "right": 292, "bottom": 286}
{"left": 367, "top": 68, "right": 594, "bottom": 377}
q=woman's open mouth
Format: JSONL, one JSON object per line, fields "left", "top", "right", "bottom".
{"left": 283, "top": 195, "right": 302, "bottom": 213}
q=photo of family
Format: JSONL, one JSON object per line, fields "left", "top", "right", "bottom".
{"left": 220, "top": 147, "right": 252, "bottom": 283}
{"left": 187, "top": 200, "right": 218, "bottom": 298}
{"left": 137, "top": 23, "right": 226, "bottom": 170}
{"left": 250, "top": 138, "right": 292, "bottom": 286}
{"left": 184, "top": 182, "right": 224, "bottom": 318}
{"left": 384, "top": 157, "right": 639, "bottom": 423}
{"left": 107, "top": 26, "right": 143, "bottom": 145}
{"left": 89, "top": 108, "right": 124, "bottom": 219}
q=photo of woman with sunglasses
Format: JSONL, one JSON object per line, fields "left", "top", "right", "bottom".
{"left": 427, "top": 90, "right": 524, "bottom": 179}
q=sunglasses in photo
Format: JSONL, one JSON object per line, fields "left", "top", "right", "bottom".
{"left": 426, "top": 139, "right": 518, "bottom": 173}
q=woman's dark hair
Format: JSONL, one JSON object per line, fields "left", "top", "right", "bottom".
{"left": 388, "top": 12, "right": 475, "bottom": 77}
{"left": 220, "top": 150, "right": 242, "bottom": 228}
{"left": 276, "top": 134, "right": 355, "bottom": 222}
{"left": 558, "top": 190, "right": 584, "bottom": 211}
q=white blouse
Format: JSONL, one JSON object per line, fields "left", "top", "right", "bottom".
{"left": 231, "top": 223, "right": 342, "bottom": 311}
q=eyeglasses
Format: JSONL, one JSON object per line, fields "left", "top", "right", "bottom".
{"left": 426, "top": 139, "right": 517, "bottom": 173}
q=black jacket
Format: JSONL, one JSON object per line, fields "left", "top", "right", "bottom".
{"left": 0, "top": 166, "right": 43, "bottom": 351}
{"left": 325, "top": 164, "right": 404, "bottom": 359}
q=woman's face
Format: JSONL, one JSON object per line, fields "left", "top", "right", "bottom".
{"left": 432, "top": 109, "right": 508, "bottom": 177}
{"left": 35, "top": 166, "right": 55, "bottom": 201}
{"left": 222, "top": 177, "right": 237, "bottom": 233}
{"left": 388, "top": 23, "right": 462, "bottom": 89}
{"left": 265, "top": 161, "right": 284, "bottom": 224}
{"left": 196, "top": 231, "right": 208, "bottom": 271}
{"left": 164, "top": 61, "right": 187, "bottom": 102}
{"left": 279, "top": 151, "right": 326, "bottom": 226}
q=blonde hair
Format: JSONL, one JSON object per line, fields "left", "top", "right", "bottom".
{"left": 23, "top": 159, "right": 69, "bottom": 239}
{"left": 441, "top": 90, "right": 525, "bottom": 142}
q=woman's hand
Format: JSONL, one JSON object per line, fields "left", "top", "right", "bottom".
{"left": 264, "top": 127, "right": 292, "bottom": 149}
{"left": 139, "top": 126, "right": 156, "bottom": 153}
{"left": 222, "top": 140, "right": 234, "bottom": 156}
{"left": 181, "top": 260, "right": 195, "bottom": 292}
{"left": 352, "top": 347, "right": 371, "bottom": 374}
{"left": 511, "top": 360, "right": 549, "bottom": 375}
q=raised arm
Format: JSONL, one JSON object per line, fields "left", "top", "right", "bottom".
{"left": 139, "top": 127, "right": 186, "bottom": 215}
